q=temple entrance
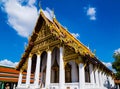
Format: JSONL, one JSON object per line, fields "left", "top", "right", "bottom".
{"left": 40, "top": 51, "right": 47, "bottom": 87}
{"left": 65, "top": 63, "right": 71, "bottom": 83}
{"left": 85, "top": 63, "right": 91, "bottom": 83}
{"left": 51, "top": 47, "right": 60, "bottom": 83}
{"left": 65, "top": 61, "right": 79, "bottom": 83}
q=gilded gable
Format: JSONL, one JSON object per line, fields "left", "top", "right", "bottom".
{"left": 31, "top": 22, "right": 61, "bottom": 54}
{"left": 35, "top": 21, "right": 51, "bottom": 42}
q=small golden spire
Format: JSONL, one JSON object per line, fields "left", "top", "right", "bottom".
{"left": 52, "top": 8, "right": 55, "bottom": 18}
{"left": 93, "top": 49, "right": 96, "bottom": 55}
{"left": 39, "top": 0, "right": 42, "bottom": 12}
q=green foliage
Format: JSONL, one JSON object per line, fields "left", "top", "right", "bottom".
{"left": 112, "top": 52, "right": 120, "bottom": 79}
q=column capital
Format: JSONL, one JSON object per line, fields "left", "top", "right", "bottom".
{"left": 46, "top": 48, "right": 52, "bottom": 52}
{"left": 84, "top": 63, "right": 87, "bottom": 68}
{"left": 59, "top": 46, "right": 63, "bottom": 49}
{"left": 64, "top": 61, "right": 67, "bottom": 67}
{"left": 60, "top": 42, "right": 64, "bottom": 47}
{"left": 20, "top": 69, "right": 23, "bottom": 73}
{"left": 46, "top": 46, "right": 52, "bottom": 52}
{"left": 29, "top": 53, "right": 32, "bottom": 58}
{"left": 37, "top": 51, "right": 41, "bottom": 55}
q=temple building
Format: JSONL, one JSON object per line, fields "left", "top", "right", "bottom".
{"left": 16, "top": 10, "right": 115, "bottom": 89}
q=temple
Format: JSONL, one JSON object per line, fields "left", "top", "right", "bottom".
{"left": 16, "top": 10, "right": 115, "bottom": 89}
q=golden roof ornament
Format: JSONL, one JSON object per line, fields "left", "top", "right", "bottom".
{"left": 39, "top": 0, "right": 42, "bottom": 13}
{"left": 52, "top": 9, "right": 56, "bottom": 19}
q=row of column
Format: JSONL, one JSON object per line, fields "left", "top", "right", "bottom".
{"left": 79, "top": 63, "right": 114, "bottom": 89}
{"left": 17, "top": 47, "right": 65, "bottom": 89}
{"left": 17, "top": 52, "right": 42, "bottom": 88}
{"left": 17, "top": 47, "right": 114, "bottom": 89}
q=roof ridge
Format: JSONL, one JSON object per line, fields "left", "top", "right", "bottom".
{"left": 51, "top": 17, "right": 94, "bottom": 57}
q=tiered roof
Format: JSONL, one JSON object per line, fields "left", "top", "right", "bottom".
{"left": 0, "top": 66, "right": 19, "bottom": 82}
{"left": 16, "top": 10, "right": 114, "bottom": 77}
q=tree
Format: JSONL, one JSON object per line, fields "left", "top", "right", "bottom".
{"left": 112, "top": 49, "right": 120, "bottom": 79}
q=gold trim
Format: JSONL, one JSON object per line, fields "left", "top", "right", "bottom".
{"left": 37, "top": 50, "right": 41, "bottom": 55}
{"left": 63, "top": 54, "right": 78, "bottom": 61}
{"left": 29, "top": 53, "right": 32, "bottom": 57}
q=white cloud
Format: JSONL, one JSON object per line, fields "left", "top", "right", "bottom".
{"left": 1, "top": 0, "right": 53, "bottom": 38}
{"left": 87, "top": 7, "right": 96, "bottom": 20}
{"left": 102, "top": 62, "right": 116, "bottom": 72}
{"left": 102, "top": 62, "right": 113, "bottom": 70}
{"left": 114, "top": 48, "right": 120, "bottom": 56}
{"left": 28, "top": 0, "right": 36, "bottom": 6}
{"left": 42, "top": 7, "right": 55, "bottom": 22}
{"left": 103, "top": 62, "right": 112, "bottom": 68}
{"left": 71, "top": 33, "right": 80, "bottom": 38}
{"left": 0, "top": 59, "right": 18, "bottom": 68}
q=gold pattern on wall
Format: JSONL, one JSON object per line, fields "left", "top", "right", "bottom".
{"left": 31, "top": 22, "right": 61, "bottom": 54}
{"left": 64, "top": 45, "right": 75, "bottom": 57}
{"left": 35, "top": 22, "right": 51, "bottom": 42}
{"left": 21, "top": 59, "right": 28, "bottom": 71}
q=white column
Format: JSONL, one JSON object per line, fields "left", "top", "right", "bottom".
{"left": 102, "top": 73, "right": 105, "bottom": 86}
{"left": 13, "top": 84, "right": 16, "bottom": 89}
{"left": 118, "top": 85, "right": 120, "bottom": 89}
{"left": 109, "top": 76, "right": 112, "bottom": 86}
{"left": 26, "top": 56, "right": 32, "bottom": 86}
{"left": 59, "top": 47, "right": 65, "bottom": 89}
{"left": 17, "top": 71, "right": 23, "bottom": 87}
{"left": 45, "top": 50, "right": 52, "bottom": 88}
{"left": 34, "top": 54, "right": 41, "bottom": 87}
{"left": 89, "top": 64, "right": 95, "bottom": 83}
{"left": 102, "top": 74, "right": 105, "bottom": 86}
{"left": 99, "top": 71, "right": 103, "bottom": 88}
{"left": 79, "top": 63, "right": 85, "bottom": 89}
{"left": 95, "top": 69, "right": 99, "bottom": 87}
{"left": 112, "top": 77, "right": 115, "bottom": 86}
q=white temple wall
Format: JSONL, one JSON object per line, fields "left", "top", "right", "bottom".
{"left": 17, "top": 47, "right": 115, "bottom": 89}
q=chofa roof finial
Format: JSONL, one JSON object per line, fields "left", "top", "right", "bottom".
{"left": 52, "top": 8, "right": 56, "bottom": 19}
{"left": 39, "top": 0, "right": 42, "bottom": 12}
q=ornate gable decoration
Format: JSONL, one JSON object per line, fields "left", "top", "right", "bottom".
{"left": 17, "top": 10, "right": 101, "bottom": 71}
{"left": 49, "top": 18, "right": 94, "bottom": 58}
{"left": 17, "top": 10, "right": 94, "bottom": 70}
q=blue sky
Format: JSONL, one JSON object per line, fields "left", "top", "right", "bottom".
{"left": 0, "top": 0, "right": 120, "bottom": 69}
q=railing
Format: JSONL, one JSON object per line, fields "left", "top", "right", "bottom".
{"left": 50, "top": 83, "right": 79, "bottom": 89}
{"left": 17, "top": 84, "right": 26, "bottom": 88}
{"left": 50, "top": 83, "right": 59, "bottom": 89}
{"left": 17, "top": 84, "right": 36, "bottom": 88}
{"left": 84, "top": 83, "right": 96, "bottom": 89}
{"left": 65, "top": 83, "right": 79, "bottom": 89}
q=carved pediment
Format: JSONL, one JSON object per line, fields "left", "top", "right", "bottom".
{"left": 64, "top": 45, "right": 75, "bottom": 57}
{"left": 35, "top": 22, "right": 51, "bottom": 42}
